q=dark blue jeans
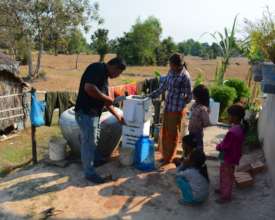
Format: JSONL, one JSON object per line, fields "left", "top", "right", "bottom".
{"left": 75, "top": 111, "right": 101, "bottom": 177}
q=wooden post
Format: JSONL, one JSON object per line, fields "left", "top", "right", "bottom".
{"left": 31, "top": 125, "right": 37, "bottom": 164}
{"left": 30, "top": 87, "right": 37, "bottom": 165}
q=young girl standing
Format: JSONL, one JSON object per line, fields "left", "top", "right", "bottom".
{"left": 149, "top": 53, "right": 192, "bottom": 165}
{"left": 216, "top": 104, "right": 247, "bottom": 203}
{"left": 188, "top": 84, "right": 210, "bottom": 149}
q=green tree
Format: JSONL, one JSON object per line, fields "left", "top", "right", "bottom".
{"left": 109, "top": 39, "right": 119, "bottom": 53}
{"left": 91, "top": 29, "right": 110, "bottom": 62}
{"left": 155, "top": 37, "right": 177, "bottom": 66}
{"left": 116, "top": 16, "right": 162, "bottom": 65}
{"left": 178, "top": 39, "right": 195, "bottom": 55}
{"left": 0, "top": 0, "right": 100, "bottom": 79}
{"left": 67, "top": 29, "right": 89, "bottom": 69}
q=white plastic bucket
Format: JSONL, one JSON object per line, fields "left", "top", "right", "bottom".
{"left": 119, "top": 147, "right": 135, "bottom": 166}
{"left": 49, "top": 137, "right": 67, "bottom": 161}
{"left": 209, "top": 98, "right": 220, "bottom": 125}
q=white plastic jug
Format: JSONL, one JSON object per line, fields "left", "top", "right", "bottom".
{"left": 209, "top": 98, "right": 220, "bottom": 125}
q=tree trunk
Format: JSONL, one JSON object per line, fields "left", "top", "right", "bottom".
{"left": 99, "top": 53, "right": 105, "bottom": 62}
{"left": 75, "top": 53, "right": 80, "bottom": 69}
{"left": 27, "top": 45, "right": 33, "bottom": 80}
{"left": 33, "top": 40, "right": 43, "bottom": 78}
{"left": 54, "top": 39, "right": 58, "bottom": 56}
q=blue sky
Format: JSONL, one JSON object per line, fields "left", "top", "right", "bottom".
{"left": 87, "top": 0, "right": 275, "bottom": 43}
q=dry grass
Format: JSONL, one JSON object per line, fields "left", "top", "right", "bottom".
{"left": 19, "top": 53, "right": 250, "bottom": 91}
{"left": 0, "top": 54, "right": 250, "bottom": 173}
{"left": 0, "top": 113, "right": 62, "bottom": 176}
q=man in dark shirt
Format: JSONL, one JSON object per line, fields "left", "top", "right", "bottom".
{"left": 75, "top": 57, "right": 126, "bottom": 184}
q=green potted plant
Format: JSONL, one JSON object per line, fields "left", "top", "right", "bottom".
{"left": 243, "top": 31, "right": 265, "bottom": 81}
{"left": 245, "top": 8, "right": 275, "bottom": 93}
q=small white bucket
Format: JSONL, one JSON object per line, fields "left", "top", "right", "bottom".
{"left": 49, "top": 137, "right": 67, "bottom": 161}
{"left": 210, "top": 99, "right": 220, "bottom": 125}
{"left": 119, "top": 147, "right": 135, "bottom": 166}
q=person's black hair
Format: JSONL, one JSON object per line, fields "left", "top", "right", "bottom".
{"left": 169, "top": 53, "right": 188, "bottom": 70}
{"left": 193, "top": 84, "right": 210, "bottom": 108}
{"left": 107, "top": 57, "right": 126, "bottom": 70}
{"left": 227, "top": 104, "right": 249, "bottom": 133}
{"left": 189, "top": 149, "right": 209, "bottom": 182}
{"left": 182, "top": 134, "right": 197, "bottom": 150}
{"left": 182, "top": 134, "right": 198, "bottom": 156}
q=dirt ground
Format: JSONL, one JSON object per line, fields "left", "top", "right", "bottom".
{"left": 0, "top": 126, "right": 274, "bottom": 220}
{"left": 19, "top": 54, "right": 250, "bottom": 91}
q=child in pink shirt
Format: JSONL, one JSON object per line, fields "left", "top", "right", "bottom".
{"left": 216, "top": 104, "right": 247, "bottom": 203}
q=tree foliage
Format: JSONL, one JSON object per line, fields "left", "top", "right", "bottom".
{"left": 0, "top": 0, "right": 100, "bottom": 79}
{"left": 177, "top": 39, "right": 222, "bottom": 59}
{"left": 155, "top": 37, "right": 177, "bottom": 66}
{"left": 91, "top": 28, "right": 110, "bottom": 62}
{"left": 116, "top": 16, "right": 162, "bottom": 65}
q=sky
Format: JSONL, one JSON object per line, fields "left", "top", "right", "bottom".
{"left": 87, "top": 0, "right": 275, "bottom": 43}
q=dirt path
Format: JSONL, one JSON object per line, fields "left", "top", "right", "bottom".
{"left": 0, "top": 126, "right": 274, "bottom": 220}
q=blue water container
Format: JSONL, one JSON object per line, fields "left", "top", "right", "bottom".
{"left": 134, "top": 136, "right": 155, "bottom": 171}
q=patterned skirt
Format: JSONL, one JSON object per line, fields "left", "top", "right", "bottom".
{"left": 158, "top": 110, "right": 186, "bottom": 163}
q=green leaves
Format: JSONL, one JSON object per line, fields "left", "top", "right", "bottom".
{"left": 91, "top": 28, "right": 110, "bottom": 61}
{"left": 210, "top": 85, "right": 237, "bottom": 114}
{"left": 211, "top": 16, "right": 239, "bottom": 84}
{"left": 116, "top": 16, "right": 162, "bottom": 65}
{"left": 224, "top": 79, "right": 250, "bottom": 102}
{"left": 244, "top": 7, "right": 275, "bottom": 63}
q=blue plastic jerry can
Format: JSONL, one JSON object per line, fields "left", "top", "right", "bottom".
{"left": 134, "top": 136, "right": 155, "bottom": 171}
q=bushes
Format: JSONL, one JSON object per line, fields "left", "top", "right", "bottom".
{"left": 210, "top": 79, "right": 250, "bottom": 118}
{"left": 210, "top": 85, "right": 237, "bottom": 114}
{"left": 224, "top": 79, "right": 250, "bottom": 102}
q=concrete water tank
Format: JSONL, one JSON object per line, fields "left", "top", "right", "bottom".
{"left": 59, "top": 107, "right": 123, "bottom": 158}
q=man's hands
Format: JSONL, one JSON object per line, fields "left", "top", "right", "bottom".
{"left": 116, "top": 114, "right": 125, "bottom": 125}
{"left": 106, "top": 105, "right": 125, "bottom": 125}
{"left": 104, "top": 96, "right": 114, "bottom": 106}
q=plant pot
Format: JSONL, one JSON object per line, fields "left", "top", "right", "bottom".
{"left": 261, "top": 62, "right": 275, "bottom": 94}
{"left": 252, "top": 63, "right": 263, "bottom": 82}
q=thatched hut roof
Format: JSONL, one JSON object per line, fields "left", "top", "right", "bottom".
{"left": 0, "top": 52, "right": 27, "bottom": 87}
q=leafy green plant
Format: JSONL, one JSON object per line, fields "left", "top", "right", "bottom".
{"left": 154, "top": 71, "right": 161, "bottom": 78}
{"left": 241, "top": 31, "right": 265, "bottom": 64}
{"left": 122, "top": 79, "right": 134, "bottom": 84}
{"left": 194, "top": 71, "right": 205, "bottom": 87}
{"left": 210, "top": 85, "right": 237, "bottom": 115}
{"left": 245, "top": 131, "right": 261, "bottom": 150}
{"left": 245, "top": 102, "right": 261, "bottom": 113}
{"left": 210, "top": 16, "right": 239, "bottom": 84}
{"left": 244, "top": 115, "right": 261, "bottom": 150}
{"left": 224, "top": 79, "right": 250, "bottom": 102}
{"left": 244, "top": 8, "right": 275, "bottom": 64}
